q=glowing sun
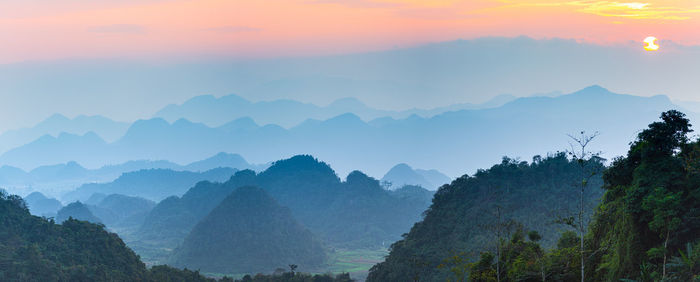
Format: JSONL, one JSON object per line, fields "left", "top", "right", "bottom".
{"left": 644, "top": 36, "right": 659, "bottom": 51}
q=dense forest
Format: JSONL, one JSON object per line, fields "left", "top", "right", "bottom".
{"left": 6, "top": 110, "right": 700, "bottom": 281}
{"left": 368, "top": 110, "right": 700, "bottom": 281}
{"left": 1, "top": 190, "right": 145, "bottom": 280}
{"left": 1, "top": 190, "right": 354, "bottom": 281}
{"left": 367, "top": 150, "right": 605, "bottom": 281}
{"left": 137, "top": 156, "right": 432, "bottom": 258}
{"left": 170, "top": 186, "right": 326, "bottom": 274}
{"left": 55, "top": 201, "right": 102, "bottom": 224}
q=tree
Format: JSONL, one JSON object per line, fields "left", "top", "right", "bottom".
{"left": 643, "top": 187, "right": 682, "bottom": 279}
{"left": 528, "top": 231, "right": 546, "bottom": 281}
{"left": 587, "top": 110, "right": 699, "bottom": 281}
{"left": 567, "top": 131, "right": 599, "bottom": 282}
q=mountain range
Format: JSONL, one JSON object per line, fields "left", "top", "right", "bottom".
{"left": 154, "top": 93, "right": 517, "bottom": 128}
{"left": 0, "top": 152, "right": 258, "bottom": 198}
{"left": 135, "top": 155, "right": 432, "bottom": 264}
{"left": 0, "top": 114, "right": 128, "bottom": 155}
{"left": 62, "top": 167, "right": 238, "bottom": 203}
{"left": 0, "top": 85, "right": 693, "bottom": 182}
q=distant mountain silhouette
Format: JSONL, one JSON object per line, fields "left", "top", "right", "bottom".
{"left": 381, "top": 163, "right": 451, "bottom": 190}
{"left": 0, "top": 132, "right": 108, "bottom": 171}
{"left": 154, "top": 93, "right": 516, "bottom": 128}
{"left": 169, "top": 186, "right": 326, "bottom": 274}
{"left": 87, "top": 194, "right": 156, "bottom": 229}
{"left": 0, "top": 86, "right": 689, "bottom": 178}
{"left": 0, "top": 114, "right": 128, "bottom": 155}
{"left": 182, "top": 152, "right": 255, "bottom": 172}
{"left": 0, "top": 153, "right": 255, "bottom": 197}
{"left": 23, "top": 191, "right": 62, "bottom": 217}
{"left": 62, "top": 167, "right": 237, "bottom": 203}
{"left": 56, "top": 202, "right": 102, "bottom": 224}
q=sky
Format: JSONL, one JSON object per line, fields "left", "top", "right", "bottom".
{"left": 1, "top": 0, "right": 700, "bottom": 132}
{"left": 2, "top": 0, "right": 700, "bottom": 63}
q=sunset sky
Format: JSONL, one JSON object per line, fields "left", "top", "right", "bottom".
{"left": 1, "top": 0, "right": 700, "bottom": 133}
{"left": 3, "top": 0, "right": 700, "bottom": 63}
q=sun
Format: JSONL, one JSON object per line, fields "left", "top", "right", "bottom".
{"left": 644, "top": 36, "right": 659, "bottom": 51}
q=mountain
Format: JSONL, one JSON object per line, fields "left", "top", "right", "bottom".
{"left": 0, "top": 114, "right": 129, "bottom": 155}
{"left": 381, "top": 163, "right": 451, "bottom": 190}
{"left": 0, "top": 191, "right": 235, "bottom": 281}
{"left": 88, "top": 194, "right": 155, "bottom": 229}
{"left": 63, "top": 167, "right": 237, "bottom": 203}
{"left": 136, "top": 155, "right": 430, "bottom": 260}
{"left": 169, "top": 186, "right": 326, "bottom": 274}
{"left": 23, "top": 191, "right": 62, "bottom": 217}
{"left": 367, "top": 153, "right": 605, "bottom": 281}
{"left": 182, "top": 152, "right": 254, "bottom": 172}
{"left": 0, "top": 86, "right": 686, "bottom": 179}
{"left": 0, "top": 192, "right": 148, "bottom": 280}
{"left": 0, "top": 152, "right": 254, "bottom": 197}
{"left": 415, "top": 169, "right": 452, "bottom": 190}
{"left": 155, "top": 94, "right": 515, "bottom": 128}
{"left": 389, "top": 185, "right": 434, "bottom": 208}
{"left": 0, "top": 131, "right": 108, "bottom": 171}
{"left": 55, "top": 201, "right": 102, "bottom": 224}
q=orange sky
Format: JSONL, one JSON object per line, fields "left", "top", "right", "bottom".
{"left": 2, "top": 0, "right": 700, "bottom": 63}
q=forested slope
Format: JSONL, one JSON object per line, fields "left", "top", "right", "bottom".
{"left": 368, "top": 153, "right": 604, "bottom": 281}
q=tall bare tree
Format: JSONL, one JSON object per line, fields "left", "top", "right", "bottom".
{"left": 567, "top": 131, "right": 599, "bottom": 282}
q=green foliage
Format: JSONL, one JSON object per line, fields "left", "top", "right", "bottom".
{"left": 588, "top": 110, "right": 700, "bottom": 281}
{"left": 0, "top": 190, "right": 258, "bottom": 281}
{"left": 667, "top": 242, "right": 700, "bottom": 281}
{"left": 55, "top": 201, "right": 102, "bottom": 224}
{"left": 169, "top": 186, "right": 327, "bottom": 274}
{"left": 436, "top": 228, "right": 581, "bottom": 281}
{"left": 467, "top": 253, "right": 497, "bottom": 282}
{"left": 0, "top": 190, "right": 149, "bottom": 281}
{"left": 367, "top": 153, "right": 604, "bottom": 281}
{"left": 437, "top": 252, "right": 472, "bottom": 282}
{"left": 232, "top": 272, "right": 353, "bottom": 282}
{"left": 138, "top": 155, "right": 430, "bottom": 258}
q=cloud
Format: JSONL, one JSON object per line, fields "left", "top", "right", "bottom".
{"left": 205, "top": 26, "right": 262, "bottom": 33}
{"left": 572, "top": 1, "right": 700, "bottom": 20}
{"left": 498, "top": 1, "right": 700, "bottom": 20}
{"left": 311, "top": 0, "right": 404, "bottom": 8}
{"left": 88, "top": 24, "right": 146, "bottom": 33}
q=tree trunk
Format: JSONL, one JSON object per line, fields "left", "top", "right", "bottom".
{"left": 580, "top": 178, "right": 585, "bottom": 282}
{"left": 663, "top": 229, "right": 669, "bottom": 279}
{"left": 496, "top": 206, "right": 501, "bottom": 282}
{"left": 541, "top": 262, "right": 546, "bottom": 282}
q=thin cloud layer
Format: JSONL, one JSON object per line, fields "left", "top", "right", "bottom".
{"left": 2, "top": 0, "right": 700, "bottom": 63}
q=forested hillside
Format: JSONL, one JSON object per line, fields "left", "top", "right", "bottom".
{"left": 170, "top": 186, "right": 326, "bottom": 274}
{"left": 55, "top": 201, "right": 102, "bottom": 224}
{"left": 0, "top": 190, "right": 291, "bottom": 281}
{"left": 0, "top": 191, "right": 147, "bottom": 280}
{"left": 587, "top": 110, "right": 700, "bottom": 281}
{"left": 369, "top": 110, "right": 700, "bottom": 281}
{"left": 368, "top": 152, "right": 605, "bottom": 281}
{"left": 137, "top": 156, "right": 431, "bottom": 255}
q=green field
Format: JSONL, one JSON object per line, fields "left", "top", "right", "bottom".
{"left": 195, "top": 248, "right": 388, "bottom": 281}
